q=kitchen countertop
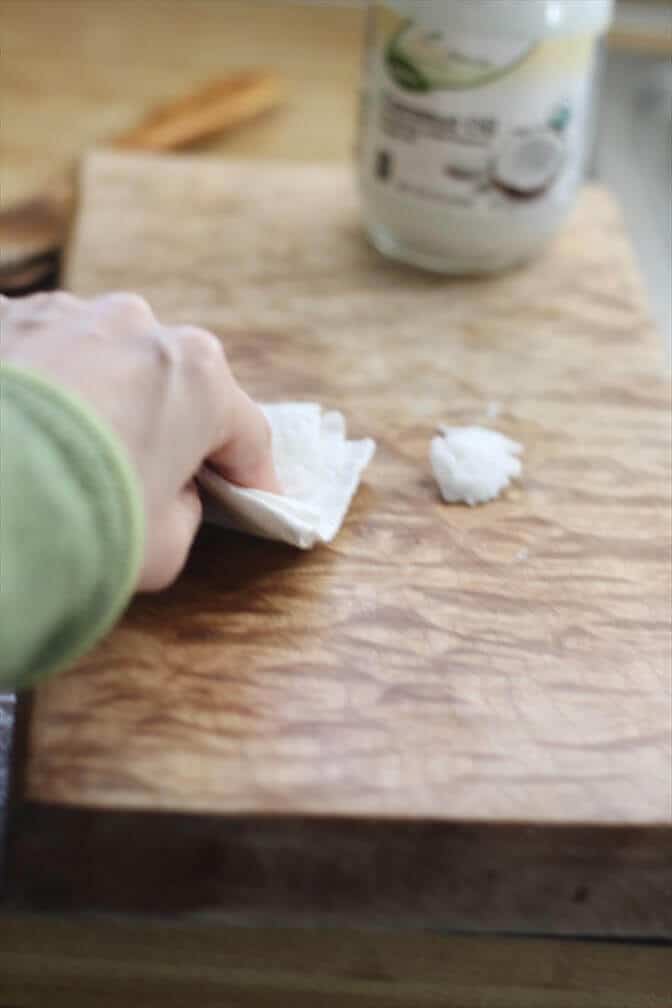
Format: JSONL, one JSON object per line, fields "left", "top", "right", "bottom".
{"left": 1, "top": 5, "right": 670, "bottom": 999}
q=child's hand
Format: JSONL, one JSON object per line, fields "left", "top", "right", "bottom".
{"left": 1, "top": 291, "right": 280, "bottom": 590}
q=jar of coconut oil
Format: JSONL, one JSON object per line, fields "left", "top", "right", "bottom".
{"left": 358, "top": 0, "right": 614, "bottom": 273}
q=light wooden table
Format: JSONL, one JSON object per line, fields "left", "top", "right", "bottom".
{"left": 0, "top": 0, "right": 363, "bottom": 207}
{"left": 2, "top": 0, "right": 669, "bottom": 343}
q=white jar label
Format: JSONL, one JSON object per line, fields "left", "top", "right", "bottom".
{"left": 359, "top": 7, "right": 597, "bottom": 214}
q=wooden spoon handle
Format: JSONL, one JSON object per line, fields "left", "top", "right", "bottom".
{"left": 111, "top": 70, "right": 285, "bottom": 152}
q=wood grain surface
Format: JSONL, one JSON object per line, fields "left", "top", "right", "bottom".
{"left": 22, "top": 153, "right": 672, "bottom": 830}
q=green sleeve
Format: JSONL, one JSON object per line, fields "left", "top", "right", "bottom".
{"left": 0, "top": 364, "right": 144, "bottom": 691}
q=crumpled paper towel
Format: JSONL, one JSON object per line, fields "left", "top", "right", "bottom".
{"left": 199, "top": 403, "right": 376, "bottom": 549}
{"left": 430, "top": 425, "right": 523, "bottom": 506}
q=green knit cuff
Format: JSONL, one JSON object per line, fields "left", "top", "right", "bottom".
{"left": 1, "top": 364, "right": 144, "bottom": 687}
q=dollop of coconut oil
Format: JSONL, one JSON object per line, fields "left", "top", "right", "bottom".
{"left": 358, "top": 1, "right": 614, "bottom": 273}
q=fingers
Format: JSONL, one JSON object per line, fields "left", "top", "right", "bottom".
{"left": 135, "top": 323, "right": 282, "bottom": 593}
{"left": 0, "top": 291, "right": 156, "bottom": 356}
{"left": 208, "top": 384, "right": 282, "bottom": 494}
{"left": 2, "top": 290, "right": 78, "bottom": 320}
{"left": 3, "top": 291, "right": 156, "bottom": 331}
{"left": 0, "top": 291, "right": 78, "bottom": 341}
{"left": 2, "top": 294, "right": 283, "bottom": 598}
{"left": 165, "top": 324, "right": 282, "bottom": 495}
{"left": 91, "top": 291, "right": 157, "bottom": 330}
{"left": 138, "top": 481, "right": 203, "bottom": 592}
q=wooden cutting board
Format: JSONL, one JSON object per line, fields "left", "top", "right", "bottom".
{"left": 10, "top": 152, "right": 671, "bottom": 928}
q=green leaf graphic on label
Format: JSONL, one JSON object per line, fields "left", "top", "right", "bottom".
{"left": 386, "top": 23, "right": 535, "bottom": 92}
{"left": 549, "top": 102, "right": 572, "bottom": 132}
{"left": 386, "top": 50, "right": 430, "bottom": 92}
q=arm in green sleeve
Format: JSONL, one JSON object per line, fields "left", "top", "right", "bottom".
{"left": 0, "top": 364, "right": 144, "bottom": 691}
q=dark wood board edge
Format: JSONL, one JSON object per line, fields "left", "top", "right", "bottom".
{"left": 5, "top": 795, "right": 672, "bottom": 938}
{"left": 1, "top": 692, "right": 32, "bottom": 899}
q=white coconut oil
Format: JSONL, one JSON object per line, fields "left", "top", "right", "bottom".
{"left": 358, "top": 0, "right": 614, "bottom": 273}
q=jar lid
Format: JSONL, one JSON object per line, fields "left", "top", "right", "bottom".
{"left": 387, "top": 1, "right": 614, "bottom": 38}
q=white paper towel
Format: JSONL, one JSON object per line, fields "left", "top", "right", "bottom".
{"left": 199, "top": 403, "right": 376, "bottom": 549}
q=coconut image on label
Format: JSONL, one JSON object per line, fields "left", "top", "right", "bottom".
{"left": 491, "top": 129, "right": 566, "bottom": 199}
{"left": 386, "top": 23, "right": 535, "bottom": 92}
